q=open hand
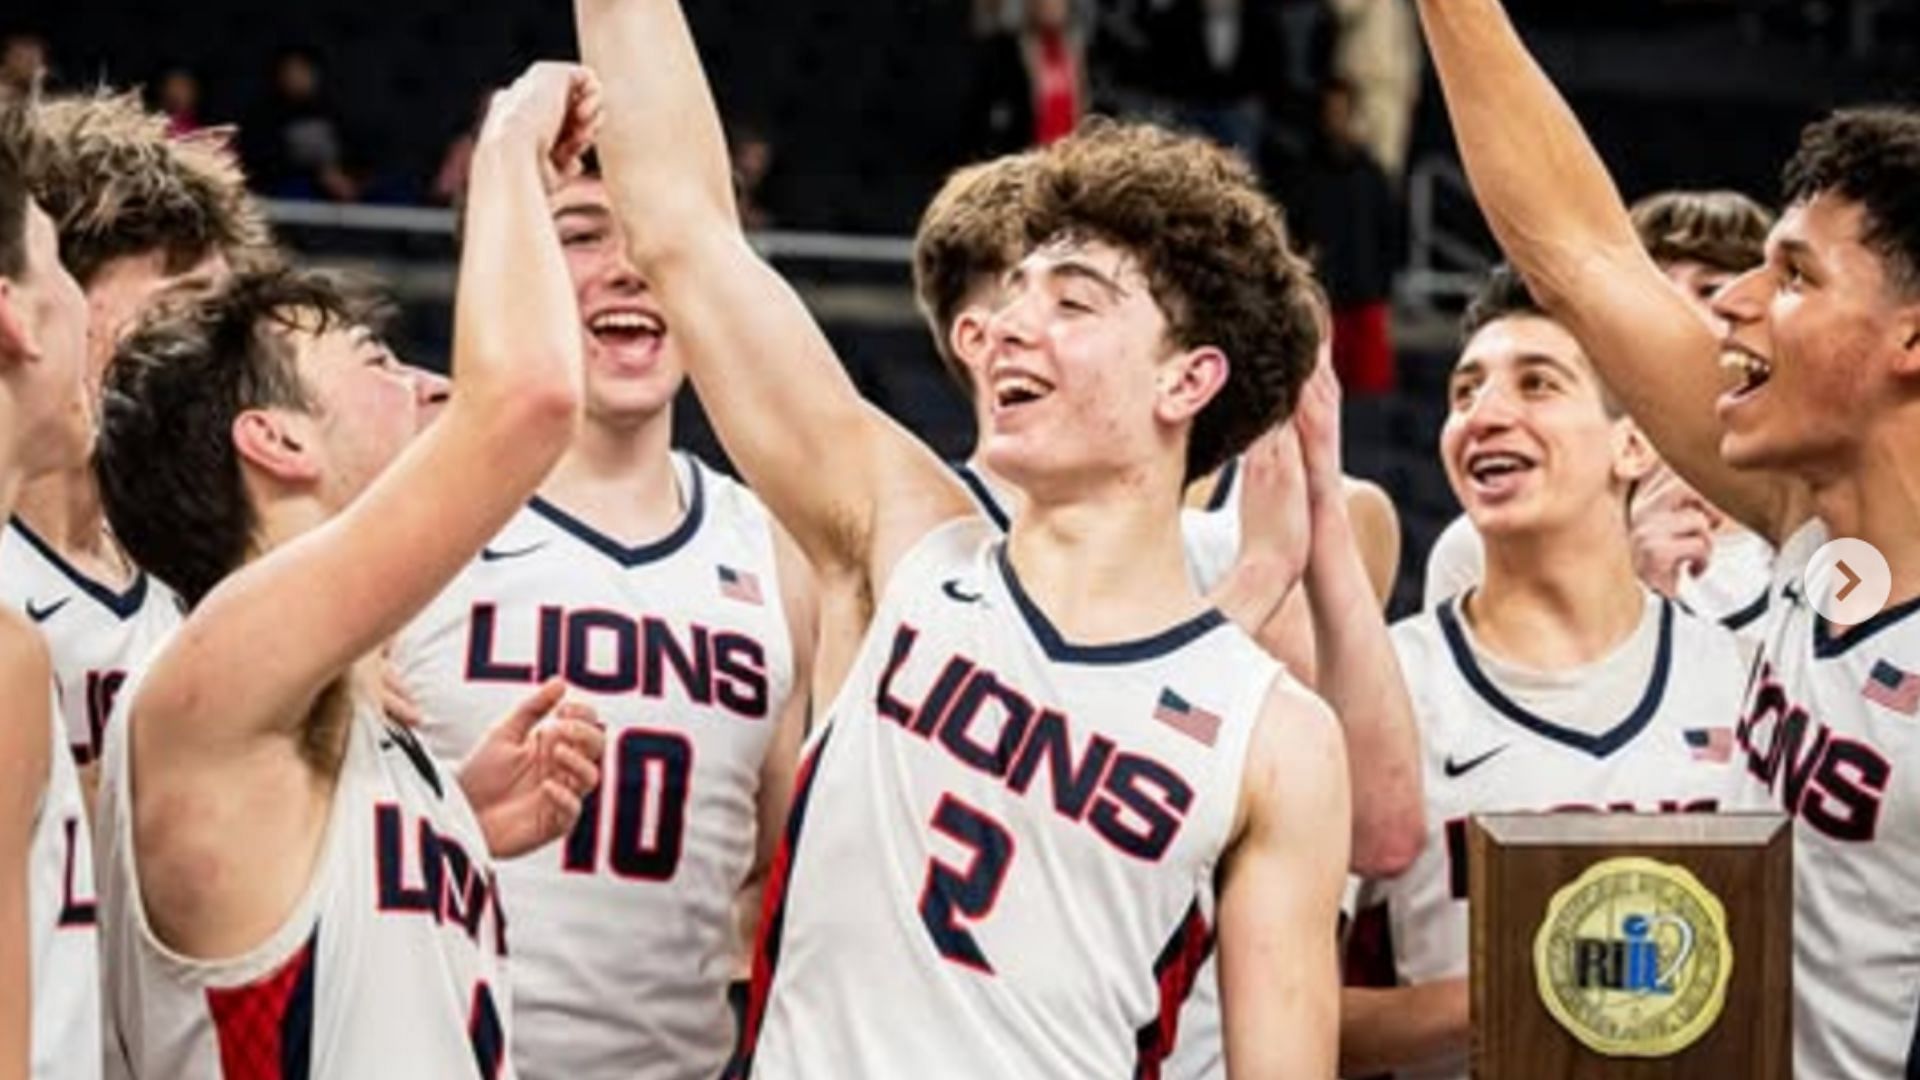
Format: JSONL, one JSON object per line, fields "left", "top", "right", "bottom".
{"left": 458, "top": 677, "right": 606, "bottom": 859}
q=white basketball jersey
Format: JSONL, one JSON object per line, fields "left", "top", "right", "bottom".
{"left": 98, "top": 683, "right": 512, "bottom": 1079}
{"left": 742, "top": 518, "right": 1278, "bottom": 1079}
{"left": 0, "top": 519, "right": 181, "bottom": 765}
{"left": 1422, "top": 513, "right": 1773, "bottom": 650}
{"left": 28, "top": 686, "right": 101, "bottom": 1080}
{"left": 1367, "top": 593, "right": 1751, "bottom": 1080}
{"left": 391, "top": 453, "right": 795, "bottom": 1080}
{"left": 956, "top": 462, "right": 1244, "bottom": 1080}
{"left": 954, "top": 463, "right": 1238, "bottom": 595}
{"left": 1734, "top": 521, "right": 1920, "bottom": 1078}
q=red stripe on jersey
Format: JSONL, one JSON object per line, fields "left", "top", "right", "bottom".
{"left": 1134, "top": 899, "right": 1214, "bottom": 1080}
{"left": 206, "top": 928, "right": 318, "bottom": 1080}
{"left": 736, "top": 726, "right": 834, "bottom": 1078}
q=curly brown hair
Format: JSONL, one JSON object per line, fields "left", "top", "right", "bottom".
{"left": 29, "top": 88, "right": 269, "bottom": 288}
{"left": 1629, "top": 189, "right": 1773, "bottom": 274}
{"left": 0, "top": 87, "right": 45, "bottom": 281}
{"left": 96, "top": 267, "right": 386, "bottom": 607}
{"left": 1782, "top": 106, "right": 1920, "bottom": 296}
{"left": 1019, "top": 119, "right": 1321, "bottom": 482}
{"left": 912, "top": 153, "right": 1035, "bottom": 398}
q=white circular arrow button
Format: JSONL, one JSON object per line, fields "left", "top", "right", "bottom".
{"left": 1805, "top": 538, "right": 1892, "bottom": 626}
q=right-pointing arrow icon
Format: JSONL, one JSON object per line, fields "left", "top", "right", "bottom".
{"left": 1835, "top": 561, "right": 1862, "bottom": 602}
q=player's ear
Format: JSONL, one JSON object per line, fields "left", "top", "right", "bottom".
{"left": 1156, "top": 345, "right": 1229, "bottom": 426}
{"left": 0, "top": 278, "right": 29, "bottom": 368}
{"left": 950, "top": 309, "right": 992, "bottom": 377}
{"left": 1611, "top": 417, "right": 1660, "bottom": 487}
{"left": 1890, "top": 300, "right": 1920, "bottom": 379}
{"left": 232, "top": 407, "right": 322, "bottom": 485}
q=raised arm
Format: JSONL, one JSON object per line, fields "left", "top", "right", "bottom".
{"left": 738, "top": 526, "right": 816, "bottom": 979}
{"left": 1415, "top": 0, "right": 1799, "bottom": 540}
{"left": 0, "top": 619, "right": 52, "bottom": 1080}
{"left": 1217, "top": 683, "right": 1349, "bottom": 1079}
{"left": 135, "top": 64, "right": 592, "bottom": 755}
{"left": 577, "top": 0, "right": 971, "bottom": 593}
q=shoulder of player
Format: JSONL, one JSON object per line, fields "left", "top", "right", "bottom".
{"left": 0, "top": 606, "right": 51, "bottom": 681}
{"left": 0, "top": 610, "right": 52, "bottom": 782}
{"left": 1233, "top": 676, "right": 1347, "bottom": 847}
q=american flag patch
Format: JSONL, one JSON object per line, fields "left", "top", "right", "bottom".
{"left": 1683, "top": 726, "right": 1733, "bottom": 763}
{"left": 1863, "top": 659, "right": 1920, "bottom": 717}
{"left": 1153, "top": 689, "right": 1220, "bottom": 748}
{"left": 718, "top": 565, "right": 763, "bottom": 605}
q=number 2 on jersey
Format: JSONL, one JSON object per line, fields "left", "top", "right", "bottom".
{"left": 918, "top": 796, "right": 1015, "bottom": 974}
{"left": 563, "top": 729, "right": 693, "bottom": 880}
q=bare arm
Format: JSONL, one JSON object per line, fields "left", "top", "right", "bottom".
{"left": 1338, "top": 981, "right": 1470, "bottom": 1076}
{"left": 1296, "top": 358, "right": 1424, "bottom": 877}
{"left": 1415, "top": 0, "right": 1800, "bottom": 540}
{"left": 577, "top": 0, "right": 971, "bottom": 594}
{"left": 1218, "top": 682, "right": 1349, "bottom": 1079}
{"left": 0, "top": 621, "right": 51, "bottom": 1080}
{"left": 1345, "top": 478, "right": 1401, "bottom": 609}
{"left": 135, "top": 64, "right": 592, "bottom": 756}
{"left": 738, "top": 525, "right": 816, "bottom": 978}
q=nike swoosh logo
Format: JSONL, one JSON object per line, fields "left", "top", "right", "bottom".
{"left": 941, "top": 578, "right": 983, "bottom": 604}
{"left": 481, "top": 541, "right": 548, "bottom": 563}
{"left": 26, "top": 597, "right": 71, "bottom": 623}
{"left": 1443, "top": 744, "right": 1510, "bottom": 779}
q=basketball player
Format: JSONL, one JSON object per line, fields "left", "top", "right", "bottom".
{"left": 912, "top": 154, "right": 1419, "bottom": 1079}
{"left": 89, "top": 62, "right": 606, "bottom": 1077}
{"left": 1339, "top": 267, "right": 1753, "bottom": 1080}
{"left": 580, "top": 3, "right": 1349, "bottom": 1075}
{"left": 912, "top": 152, "right": 1423, "bottom": 878}
{"left": 3, "top": 89, "right": 266, "bottom": 784}
{"left": 1419, "top": 3, "right": 1920, "bottom": 1070}
{"left": 1423, "top": 190, "right": 1777, "bottom": 644}
{"left": 389, "top": 153, "right": 817, "bottom": 1080}
{"left": 0, "top": 91, "right": 98, "bottom": 1080}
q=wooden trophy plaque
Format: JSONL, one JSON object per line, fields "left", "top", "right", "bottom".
{"left": 1468, "top": 813, "right": 1791, "bottom": 1078}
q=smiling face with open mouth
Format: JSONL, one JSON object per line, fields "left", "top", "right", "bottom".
{"left": 1708, "top": 193, "right": 1913, "bottom": 475}
{"left": 977, "top": 235, "right": 1209, "bottom": 500}
{"left": 552, "top": 175, "right": 682, "bottom": 425}
{"left": 1442, "top": 314, "right": 1637, "bottom": 538}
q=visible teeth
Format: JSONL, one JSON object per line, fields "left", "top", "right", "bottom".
{"left": 994, "top": 375, "right": 1049, "bottom": 406}
{"left": 590, "top": 311, "right": 663, "bottom": 334}
{"left": 1469, "top": 452, "right": 1529, "bottom": 479}
{"left": 1720, "top": 350, "right": 1770, "bottom": 381}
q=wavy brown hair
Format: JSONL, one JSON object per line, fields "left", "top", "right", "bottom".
{"left": 912, "top": 152, "right": 1035, "bottom": 396}
{"left": 1629, "top": 189, "right": 1772, "bottom": 274}
{"left": 30, "top": 88, "right": 268, "bottom": 287}
{"left": 96, "top": 268, "right": 386, "bottom": 607}
{"left": 1019, "top": 119, "right": 1321, "bottom": 482}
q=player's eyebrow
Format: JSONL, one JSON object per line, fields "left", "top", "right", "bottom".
{"left": 1513, "top": 352, "right": 1584, "bottom": 384}
{"left": 553, "top": 204, "right": 612, "bottom": 225}
{"left": 1044, "top": 259, "right": 1126, "bottom": 300}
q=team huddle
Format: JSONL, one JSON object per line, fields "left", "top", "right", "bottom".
{"left": 2, "top": 0, "right": 1918, "bottom": 1078}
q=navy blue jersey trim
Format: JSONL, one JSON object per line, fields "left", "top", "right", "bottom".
{"left": 1204, "top": 457, "right": 1239, "bottom": 513}
{"left": 1436, "top": 596, "right": 1673, "bottom": 759}
{"left": 282, "top": 927, "right": 317, "bottom": 1080}
{"left": 1720, "top": 590, "right": 1770, "bottom": 632}
{"left": 952, "top": 463, "right": 1013, "bottom": 532}
{"left": 1815, "top": 589, "right": 1920, "bottom": 659}
{"left": 528, "top": 454, "right": 706, "bottom": 568}
{"left": 8, "top": 516, "right": 151, "bottom": 620}
{"left": 995, "top": 544, "right": 1226, "bottom": 665}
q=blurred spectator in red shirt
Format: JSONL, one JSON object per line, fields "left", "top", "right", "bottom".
{"left": 155, "top": 66, "right": 204, "bottom": 137}
{"left": 969, "top": 0, "right": 1087, "bottom": 156}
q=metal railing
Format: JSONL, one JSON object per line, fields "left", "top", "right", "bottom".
{"left": 1397, "top": 155, "right": 1494, "bottom": 313}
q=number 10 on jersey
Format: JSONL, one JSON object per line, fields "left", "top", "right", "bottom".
{"left": 563, "top": 729, "right": 694, "bottom": 880}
